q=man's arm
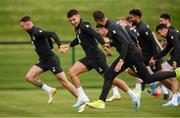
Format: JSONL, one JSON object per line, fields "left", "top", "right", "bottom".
{"left": 153, "top": 40, "right": 172, "bottom": 59}
{"left": 35, "top": 30, "right": 62, "bottom": 47}
{"left": 81, "top": 23, "right": 106, "bottom": 45}
{"left": 171, "top": 31, "right": 180, "bottom": 63}
{"left": 113, "top": 28, "right": 129, "bottom": 60}
{"left": 69, "top": 38, "right": 79, "bottom": 47}
{"left": 141, "top": 28, "right": 159, "bottom": 56}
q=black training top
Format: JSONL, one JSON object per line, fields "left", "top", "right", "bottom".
{"left": 124, "top": 26, "right": 139, "bottom": 45}
{"left": 70, "top": 19, "right": 105, "bottom": 58}
{"left": 105, "top": 20, "right": 135, "bottom": 60}
{"left": 154, "top": 29, "right": 180, "bottom": 65}
{"left": 135, "top": 21, "right": 159, "bottom": 57}
{"left": 28, "top": 26, "right": 61, "bottom": 61}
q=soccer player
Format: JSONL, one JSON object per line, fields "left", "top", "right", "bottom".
{"left": 19, "top": 16, "right": 78, "bottom": 104}
{"left": 129, "top": 9, "right": 174, "bottom": 99}
{"left": 150, "top": 23, "right": 180, "bottom": 106}
{"left": 158, "top": 13, "right": 176, "bottom": 99}
{"left": 86, "top": 10, "right": 180, "bottom": 110}
{"left": 159, "top": 13, "right": 180, "bottom": 103}
{"left": 116, "top": 17, "right": 145, "bottom": 93}
{"left": 117, "top": 17, "right": 139, "bottom": 45}
{"left": 128, "top": 9, "right": 165, "bottom": 96}
{"left": 160, "top": 13, "right": 175, "bottom": 30}
{"left": 62, "top": 9, "right": 139, "bottom": 110}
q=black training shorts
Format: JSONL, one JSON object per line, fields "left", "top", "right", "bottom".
{"left": 79, "top": 54, "right": 109, "bottom": 75}
{"left": 36, "top": 54, "right": 63, "bottom": 74}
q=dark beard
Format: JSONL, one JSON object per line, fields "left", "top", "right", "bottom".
{"left": 132, "top": 21, "right": 137, "bottom": 26}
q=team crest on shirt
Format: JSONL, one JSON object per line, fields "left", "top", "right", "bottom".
{"left": 113, "top": 30, "right": 116, "bottom": 34}
{"left": 86, "top": 24, "right": 90, "bottom": 28}
{"left": 39, "top": 30, "right": 43, "bottom": 33}
{"left": 171, "top": 36, "right": 174, "bottom": 39}
{"left": 32, "top": 35, "right": 36, "bottom": 40}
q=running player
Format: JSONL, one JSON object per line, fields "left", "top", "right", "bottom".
{"left": 150, "top": 23, "right": 180, "bottom": 106}
{"left": 20, "top": 16, "right": 78, "bottom": 104}
{"left": 86, "top": 10, "right": 180, "bottom": 110}
{"left": 61, "top": 9, "right": 140, "bottom": 111}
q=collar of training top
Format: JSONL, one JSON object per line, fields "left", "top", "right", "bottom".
{"left": 75, "top": 18, "right": 86, "bottom": 29}
{"left": 28, "top": 26, "right": 35, "bottom": 33}
{"left": 136, "top": 20, "right": 143, "bottom": 28}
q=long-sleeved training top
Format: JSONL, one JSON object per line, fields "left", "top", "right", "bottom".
{"left": 70, "top": 19, "right": 105, "bottom": 58}
{"left": 28, "top": 26, "right": 61, "bottom": 60}
{"left": 105, "top": 20, "right": 136, "bottom": 60}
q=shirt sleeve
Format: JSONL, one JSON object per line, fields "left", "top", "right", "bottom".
{"left": 112, "top": 28, "right": 129, "bottom": 60}
{"left": 140, "top": 27, "right": 158, "bottom": 56}
{"left": 35, "top": 29, "right": 62, "bottom": 47}
{"left": 81, "top": 23, "right": 105, "bottom": 45}
{"left": 70, "top": 38, "right": 79, "bottom": 47}
{"left": 171, "top": 31, "right": 180, "bottom": 62}
{"left": 153, "top": 40, "right": 172, "bottom": 59}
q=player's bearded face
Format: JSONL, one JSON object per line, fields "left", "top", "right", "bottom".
{"left": 69, "top": 15, "right": 80, "bottom": 28}
{"left": 129, "top": 15, "right": 137, "bottom": 26}
{"left": 20, "top": 22, "right": 29, "bottom": 31}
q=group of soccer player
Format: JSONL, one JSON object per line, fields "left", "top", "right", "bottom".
{"left": 19, "top": 8, "right": 180, "bottom": 112}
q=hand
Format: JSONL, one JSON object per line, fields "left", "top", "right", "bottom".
{"left": 59, "top": 44, "right": 70, "bottom": 54}
{"left": 103, "top": 43, "right": 111, "bottom": 49}
{"left": 104, "top": 47, "right": 112, "bottom": 58}
{"left": 114, "top": 59, "right": 124, "bottom": 72}
{"left": 172, "top": 61, "right": 177, "bottom": 70}
{"left": 149, "top": 57, "right": 156, "bottom": 66}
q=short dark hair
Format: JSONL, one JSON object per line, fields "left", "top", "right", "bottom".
{"left": 93, "top": 10, "right": 105, "bottom": 21}
{"left": 67, "top": 9, "right": 79, "bottom": 18}
{"left": 160, "top": 13, "right": 171, "bottom": 21}
{"left": 96, "top": 24, "right": 105, "bottom": 28}
{"left": 156, "top": 23, "right": 168, "bottom": 32}
{"left": 129, "top": 9, "right": 142, "bottom": 17}
{"left": 20, "top": 16, "right": 31, "bottom": 22}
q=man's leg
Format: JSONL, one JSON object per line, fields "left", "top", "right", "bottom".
{"left": 55, "top": 72, "right": 78, "bottom": 98}
{"left": 68, "top": 61, "right": 89, "bottom": 108}
{"left": 87, "top": 58, "right": 140, "bottom": 110}
{"left": 106, "top": 85, "right": 121, "bottom": 102}
{"left": 25, "top": 65, "right": 56, "bottom": 104}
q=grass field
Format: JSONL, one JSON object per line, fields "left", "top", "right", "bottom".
{"left": 0, "top": 89, "right": 180, "bottom": 117}
{"left": 0, "top": 0, "right": 180, "bottom": 117}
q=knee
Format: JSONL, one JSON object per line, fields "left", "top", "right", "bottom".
{"left": 25, "top": 74, "right": 35, "bottom": 83}
{"left": 68, "top": 69, "right": 76, "bottom": 78}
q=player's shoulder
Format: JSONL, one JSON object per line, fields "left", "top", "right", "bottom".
{"left": 80, "top": 19, "right": 91, "bottom": 29}
{"left": 139, "top": 21, "right": 150, "bottom": 30}
{"left": 109, "top": 21, "right": 122, "bottom": 32}
{"left": 32, "top": 26, "right": 44, "bottom": 35}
